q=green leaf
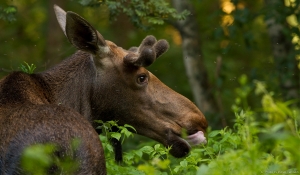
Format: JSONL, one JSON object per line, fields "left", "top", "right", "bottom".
{"left": 156, "top": 159, "right": 170, "bottom": 169}
{"left": 124, "top": 124, "right": 137, "bottom": 132}
{"left": 208, "top": 130, "right": 220, "bottom": 138}
{"left": 180, "top": 160, "right": 188, "bottom": 167}
{"left": 154, "top": 144, "right": 161, "bottom": 150}
{"left": 138, "top": 164, "right": 156, "bottom": 174}
{"left": 120, "top": 127, "right": 133, "bottom": 138}
{"left": 111, "top": 132, "right": 122, "bottom": 140}
{"left": 141, "top": 146, "right": 154, "bottom": 155}
{"left": 197, "top": 164, "right": 209, "bottom": 175}
{"left": 148, "top": 17, "right": 164, "bottom": 25}
{"left": 105, "top": 143, "right": 114, "bottom": 153}
{"left": 134, "top": 149, "right": 143, "bottom": 158}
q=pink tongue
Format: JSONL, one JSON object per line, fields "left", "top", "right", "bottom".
{"left": 187, "top": 131, "right": 207, "bottom": 145}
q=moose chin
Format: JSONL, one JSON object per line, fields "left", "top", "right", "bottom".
{"left": 0, "top": 5, "right": 208, "bottom": 175}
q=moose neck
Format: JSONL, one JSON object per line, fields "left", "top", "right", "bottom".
{"left": 39, "top": 51, "right": 97, "bottom": 122}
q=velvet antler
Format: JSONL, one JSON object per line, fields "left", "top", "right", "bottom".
{"left": 124, "top": 35, "right": 169, "bottom": 67}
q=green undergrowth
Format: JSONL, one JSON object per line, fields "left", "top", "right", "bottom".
{"left": 21, "top": 76, "right": 300, "bottom": 175}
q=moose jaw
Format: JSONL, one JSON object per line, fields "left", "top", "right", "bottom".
{"left": 0, "top": 4, "right": 208, "bottom": 174}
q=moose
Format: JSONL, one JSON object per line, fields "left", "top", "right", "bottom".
{"left": 0, "top": 5, "right": 208, "bottom": 175}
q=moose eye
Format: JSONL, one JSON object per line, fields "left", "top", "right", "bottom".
{"left": 137, "top": 74, "right": 148, "bottom": 84}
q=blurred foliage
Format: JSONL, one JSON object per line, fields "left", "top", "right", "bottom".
{"left": 264, "top": 0, "right": 300, "bottom": 102}
{"left": 0, "top": 5, "right": 17, "bottom": 22}
{"left": 77, "top": 0, "right": 190, "bottom": 29}
{"left": 21, "top": 140, "right": 80, "bottom": 175}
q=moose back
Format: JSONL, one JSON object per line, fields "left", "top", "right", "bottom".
{"left": 0, "top": 5, "right": 208, "bottom": 175}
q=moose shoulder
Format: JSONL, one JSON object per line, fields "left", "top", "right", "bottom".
{"left": 0, "top": 5, "right": 208, "bottom": 174}
{"left": 0, "top": 72, "right": 105, "bottom": 174}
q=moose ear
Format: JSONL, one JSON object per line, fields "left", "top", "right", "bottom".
{"left": 54, "top": 5, "right": 108, "bottom": 54}
{"left": 54, "top": 4, "right": 67, "bottom": 36}
{"left": 65, "top": 12, "right": 108, "bottom": 54}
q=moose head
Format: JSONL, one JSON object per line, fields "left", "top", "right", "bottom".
{"left": 52, "top": 5, "right": 208, "bottom": 158}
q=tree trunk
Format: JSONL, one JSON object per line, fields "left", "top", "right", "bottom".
{"left": 171, "top": 0, "right": 225, "bottom": 127}
{"left": 264, "top": 0, "right": 300, "bottom": 102}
